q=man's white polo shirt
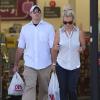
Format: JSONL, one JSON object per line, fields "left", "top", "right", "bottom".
{"left": 18, "top": 20, "right": 55, "bottom": 69}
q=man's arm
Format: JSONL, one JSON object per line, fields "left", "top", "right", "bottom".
{"left": 13, "top": 48, "right": 24, "bottom": 72}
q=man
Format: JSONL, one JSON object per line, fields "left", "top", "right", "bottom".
{"left": 13, "top": 5, "right": 55, "bottom": 100}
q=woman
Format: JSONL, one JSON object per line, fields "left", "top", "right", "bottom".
{"left": 52, "top": 7, "right": 85, "bottom": 100}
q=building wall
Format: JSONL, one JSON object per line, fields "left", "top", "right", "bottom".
{"left": 0, "top": 0, "right": 90, "bottom": 33}
{"left": 76, "top": 0, "right": 90, "bottom": 31}
{"left": 38, "top": 0, "right": 69, "bottom": 30}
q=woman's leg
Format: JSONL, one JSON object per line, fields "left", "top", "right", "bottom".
{"left": 56, "top": 63, "right": 68, "bottom": 100}
{"left": 68, "top": 68, "right": 80, "bottom": 100}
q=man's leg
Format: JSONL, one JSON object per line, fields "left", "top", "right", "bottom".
{"left": 38, "top": 66, "right": 51, "bottom": 100}
{"left": 22, "top": 67, "right": 37, "bottom": 100}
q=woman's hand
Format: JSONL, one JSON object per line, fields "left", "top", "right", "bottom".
{"left": 78, "top": 45, "right": 86, "bottom": 53}
{"left": 78, "top": 47, "right": 83, "bottom": 52}
{"left": 51, "top": 63, "right": 56, "bottom": 72}
{"left": 13, "top": 65, "right": 18, "bottom": 73}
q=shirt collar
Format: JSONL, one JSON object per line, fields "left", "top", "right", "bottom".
{"left": 61, "top": 25, "right": 78, "bottom": 33}
{"left": 30, "top": 20, "right": 44, "bottom": 25}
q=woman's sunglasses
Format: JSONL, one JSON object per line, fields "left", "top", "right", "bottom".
{"left": 33, "top": 10, "right": 41, "bottom": 14}
{"left": 63, "top": 21, "right": 73, "bottom": 25}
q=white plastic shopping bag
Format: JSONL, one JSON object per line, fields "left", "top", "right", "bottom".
{"left": 8, "top": 72, "right": 24, "bottom": 96}
{"left": 48, "top": 72, "right": 60, "bottom": 100}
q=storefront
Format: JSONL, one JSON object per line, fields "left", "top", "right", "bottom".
{"left": 0, "top": 0, "right": 100, "bottom": 100}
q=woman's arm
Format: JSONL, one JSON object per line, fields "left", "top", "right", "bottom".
{"left": 79, "top": 30, "right": 86, "bottom": 52}
{"left": 51, "top": 31, "right": 59, "bottom": 70}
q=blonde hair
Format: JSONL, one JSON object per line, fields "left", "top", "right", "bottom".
{"left": 63, "top": 4, "right": 75, "bottom": 20}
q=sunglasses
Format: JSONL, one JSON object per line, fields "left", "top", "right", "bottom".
{"left": 33, "top": 9, "right": 41, "bottom": 14}
{"left": 63, "top": 21, "right": 73, "bottom": 25}
{"left": 33, "top": 10, "right": 41, "bottom": 14}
